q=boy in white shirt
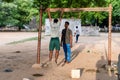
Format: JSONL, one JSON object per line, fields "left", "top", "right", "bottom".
{"left": 74, "top": 26, "right": 80, "bottom": 43}
{"left": 47, "top": 8, "right": 63, "bottom": 63}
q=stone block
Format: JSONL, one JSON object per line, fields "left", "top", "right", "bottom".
{"left": 71, "top": 69, "right": 80, "bottom": 78}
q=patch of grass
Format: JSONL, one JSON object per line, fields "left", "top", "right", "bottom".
{"left": 7, "top": 37, "right": 39, "bottom": 45}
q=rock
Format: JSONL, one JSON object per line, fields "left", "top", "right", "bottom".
{"left": 71, "top": 69, "right": 81, "bottom": 78}
{"left": 87, "top": 50, "right": 90, "bottom": 53}
{"left": 32, "top": 63, "right": 41, "bottom": 69}
{"left": 4, "top": 68, "right": 13, "bottom": 72}
{"left": 15, "top": 51, "right": 21, "bottom": 53}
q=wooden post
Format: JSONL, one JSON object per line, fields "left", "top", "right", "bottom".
{"left": 37, "top": 5, "right": 42, "bottom": 64}
{"left": 108, "top": 4, "right": 112, "bottom": 65}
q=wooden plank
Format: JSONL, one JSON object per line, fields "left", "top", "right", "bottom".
{"left": 46, "top": 7, "right": 109, "bottom": 12}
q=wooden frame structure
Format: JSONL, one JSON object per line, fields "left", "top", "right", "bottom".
{"left": 37, "top": 4, "right": 112, "bottom": 65}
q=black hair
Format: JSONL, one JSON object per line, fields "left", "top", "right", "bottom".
{"left": 65, "top": 21, "right": 69, "bottom": 25}
{"left": 76, "top": 26, "right": 78, "bottom": 28}
{"left": 54, "top": 18, "right": 58, "bottom": 23}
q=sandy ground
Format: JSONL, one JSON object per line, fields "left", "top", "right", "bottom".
{"left": 0, "top": 32, "right": 120, "bottom": 80}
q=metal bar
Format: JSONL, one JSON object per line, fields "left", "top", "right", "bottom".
{"left": 46, "top": 7, "right": 109, "bottom": 12}
{"left": 37, "top": 5, "right": 42, "bottom": 64}
{"left": 108, "top": 4, "right": 112, "bottom": 65}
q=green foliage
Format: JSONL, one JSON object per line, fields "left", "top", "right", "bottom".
{"left": 2, "top": 0, "right": 14, "bottom": 3}
{"left": 0, "top": 2, "right": 19, "bottom": 26}
{"left": 0, "top": 0, "right": 38, "bottom": 30}
{"left": 110, "top": 0, "right": 120, "bottom": 24}
{"left": 0, "top": 0, "right": 120, "bottom": 29}
{"left": 33, "top": 0, "right": 108, "bottom": 25}
{"left": 13, "top": 0, "right": 33, "bottom": 29}
{"left": 33, "top": 0, "right": 50, "bottom": 10}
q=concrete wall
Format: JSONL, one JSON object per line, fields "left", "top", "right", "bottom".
{"left": 45, "top": 19, "right": 81, "bottom": 36}
{"left": 45, "top": 19, "right": 100, "bottom": 36}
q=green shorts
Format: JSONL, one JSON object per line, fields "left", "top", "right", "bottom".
{"left": 49, "top": 37, "right": 60, "bottom": 51}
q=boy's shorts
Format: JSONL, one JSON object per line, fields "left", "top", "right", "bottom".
{"left": 49, "top": 37, "right": 60, "bottom": 51}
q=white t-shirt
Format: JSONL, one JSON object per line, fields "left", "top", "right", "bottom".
{"left": 50, "top": 20, "right": 61, "bottom": 38}
{"left": 75, "top": 28, "right": 80, "bottom": 35}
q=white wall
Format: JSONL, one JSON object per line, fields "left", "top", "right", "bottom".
{"left": 45, "top": 19, "right": 81, "bottom": 36}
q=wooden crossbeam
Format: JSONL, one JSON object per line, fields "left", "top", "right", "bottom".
{"left": 46, "top": 7, "right": 109, "bottom": 12}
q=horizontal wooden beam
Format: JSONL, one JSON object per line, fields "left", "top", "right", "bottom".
{"left": 46, "top": 7, "right": 109, "bottom": 12}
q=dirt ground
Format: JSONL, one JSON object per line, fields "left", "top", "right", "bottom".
{"left": 0, "top": 32, "right": 120, "bottom": 80}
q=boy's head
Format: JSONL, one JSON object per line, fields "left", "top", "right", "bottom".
{"left": 76, "top": 26, "right": 78, "bottom": 28}
{"left": 65, "top": 21, "right": 69, "bottom": 29}
{"left": 53, "top": 18, "right": 58, "bottom": 23}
